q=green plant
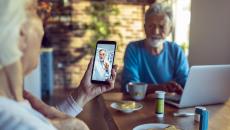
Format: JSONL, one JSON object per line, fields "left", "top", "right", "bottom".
{"left": 85, "top": 1, "right": 121, "bottom": 51}
{"left": 180, "top": 42, "right": 189, "bottom": 54}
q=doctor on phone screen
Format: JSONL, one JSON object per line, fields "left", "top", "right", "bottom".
{"left": 93, "top": 49, "right": 110, "bottom": 81}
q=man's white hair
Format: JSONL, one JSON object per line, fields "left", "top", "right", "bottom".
{"left": 0, "top": 0, "right": 27, "bottom": 68}
{"left": 145, "top": 3, "right": 172, "bottom": 23}
{"left": 99, "top": 49, "right": 106, "bottom": 53}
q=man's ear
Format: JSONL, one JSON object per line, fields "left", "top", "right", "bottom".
{"left": 164, "top": 15, "right": 173, "bottom": 36}
{"left": 165, "top": 21, "right": 173, "bottom": 37}
{"left": 169, "top": 23, "right": 174, "bottom": 34}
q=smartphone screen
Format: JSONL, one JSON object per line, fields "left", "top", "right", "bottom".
{"left": 91, "top": 40, "right": 116, "bottom": 84}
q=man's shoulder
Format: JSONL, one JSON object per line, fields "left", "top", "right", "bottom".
{"left": 164, "top": 41, "right": 182, "bottom": 52}
{"left": 127, "top": 40, "right": 144, "bottom": 50}
{"left": 165, "top": 41, "right": 179, "bottom": 47}
{"left": 164, "top": 41, "right": 186, "bottom": 60}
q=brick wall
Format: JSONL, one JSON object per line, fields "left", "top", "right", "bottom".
{"left": 47, "top": 1, "right": 147, "bottom": 88}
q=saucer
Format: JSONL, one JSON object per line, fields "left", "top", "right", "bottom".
{"left": 133, "top": 123, "right": 169, "bottom": 130}
{"left": 110, "top": 101, "right": 143, "bottom": 113}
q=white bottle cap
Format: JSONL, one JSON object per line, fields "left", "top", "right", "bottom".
{"left": 155, "top": 91, "right": 166, "bottom": 99}
{"left": 194, "top": 106, "right": 206, "bottom": 122}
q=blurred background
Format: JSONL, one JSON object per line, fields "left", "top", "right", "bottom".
{"left": 26, "top": 0, "right": 192, "bottom": 99}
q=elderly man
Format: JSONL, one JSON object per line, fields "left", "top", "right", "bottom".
{"left": 121, "top": 3, "right": 189, "bottom": 95}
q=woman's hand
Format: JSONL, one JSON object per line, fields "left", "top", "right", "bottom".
{"left": 24, "top": 58, "right": 117, "bottom": 117}
{"left": 72, "top": 58, "right": 117, "bottom": 108}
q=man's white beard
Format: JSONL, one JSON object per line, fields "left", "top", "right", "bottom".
{"left": 147, "top": 39, "right": 164, "bottom": 48}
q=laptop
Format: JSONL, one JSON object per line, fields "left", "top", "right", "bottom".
{"left": 165, "top": 65, "right": 230, "bottom": 108}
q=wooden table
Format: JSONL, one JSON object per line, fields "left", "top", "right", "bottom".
{"left": 99, "top": 92, "right": 230, "bottom": 130}
{"left": 49, "top": 89, "right": 230, "bottom": 130}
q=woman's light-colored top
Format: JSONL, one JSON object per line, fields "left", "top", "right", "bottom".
{"left": 0, "top": 97, "right": 57, "bottom": 130}
{"left": 57, "top": 95, "right": 83, "bottom": 117}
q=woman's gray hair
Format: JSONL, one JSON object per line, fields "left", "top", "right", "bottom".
{"left": 145, "top": 3, "right": 173, "bottom": 23}
{"left": 0, "top": 0, "right": 27, "bottom": 69}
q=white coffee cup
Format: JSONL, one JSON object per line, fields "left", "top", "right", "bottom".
{"left": 127, "top": 82, "right": 148, "bottom": 101}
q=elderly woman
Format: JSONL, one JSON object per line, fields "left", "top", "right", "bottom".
{"left": 0, "top": 0, "right": 117, "bottom": 129}
{"left": 0, "top": 0, "right": 60, "bottom": 129}
{"left": 0, "top": 0, "right": 25, "bottom": 102}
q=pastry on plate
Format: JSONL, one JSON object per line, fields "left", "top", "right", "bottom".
{"left": 118, "top": 101, "right": 136, "bottom": 110}
{"left": 147, "top": 125, "right": 180, "bottom": 130}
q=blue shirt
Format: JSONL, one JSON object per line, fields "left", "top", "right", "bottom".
{"left": 121, "top": 40, "right": 189, "bottom": 92}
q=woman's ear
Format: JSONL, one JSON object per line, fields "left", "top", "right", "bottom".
{"left": 18, "top": 25, "right": 27, "bottom": 53}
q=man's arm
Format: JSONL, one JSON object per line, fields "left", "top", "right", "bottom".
{"left": 173, "top": 45, "right": 189, "bottom": 88}
{"left": 121, "top": 43, "right": 140, "bottom": 93}
{"left": 146, "top": 45, "right": 189, "bottom": 95}
{"left": 146, "top": 81, "right": 183, "bottom": 95}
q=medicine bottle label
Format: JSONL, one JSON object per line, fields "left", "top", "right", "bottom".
{"left": 156, "top": 98, "right": 164, "bottom": 114}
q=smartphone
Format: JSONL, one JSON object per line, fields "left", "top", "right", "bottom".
{"left": 91, "top": 40, "right": 116, "bottom": 84}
